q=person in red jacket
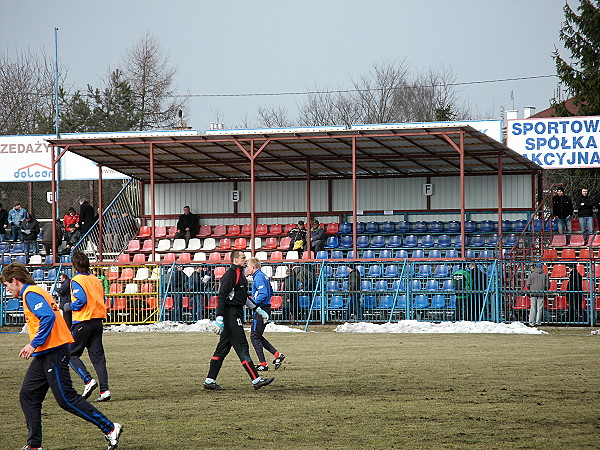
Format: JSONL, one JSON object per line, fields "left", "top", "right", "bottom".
{"left": 62, "top": 207, "right": 79, "bottom": 241}
{"left": 2, "top": 262, "right": 122, "bottom": 450}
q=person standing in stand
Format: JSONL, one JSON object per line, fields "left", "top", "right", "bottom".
{"left": 2, "top": 262, "right": 122, "bottom": 450}
{"left": 575, "top": 188, "right": 595, "bottom": 245}
{"left": 63, "top": 252, "right": 112, "bottom": 403}
{"left": 54, "top": 273, "right": 73, "bottom": 329}
{"left": 552, "top": 186, "right": 574, "bottom": 245}
{"left": 77, "top": 198, "right": 95, "bottom": 235}
{"left": 246, "top": 257, "right": 285, "bottom": 372}
{"left": 203, "top": 250, "right": 274, "bottom": 391}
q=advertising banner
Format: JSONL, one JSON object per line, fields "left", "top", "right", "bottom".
{"left": 506, "top": 116, "right": 600, "bottom": 169}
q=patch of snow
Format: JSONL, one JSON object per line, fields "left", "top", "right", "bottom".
{"left": 105, "top": 320, "right": 304, "bottom": 333}
{"left": 591, "top": 329, "right": 600, "bottom": 335}
{"left": 334, "top": 320, "right": 548, "bottom": 334}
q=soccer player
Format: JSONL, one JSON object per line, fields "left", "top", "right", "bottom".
{"left": 203, "top": 250, "right": 275, "bottom": 391}
{"left": 2, "top": 263, "right": 122, "bottom": 450}
{"left": 246, "top": 257, "right": 285, "bottom": 371}
{"left": 63, "top": 252, "right": 112, "bottom": 402}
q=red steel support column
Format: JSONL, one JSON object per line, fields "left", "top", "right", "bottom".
{"left": 150, "top": 143, "right": 156, "bottom": 263}
{"left": 306, "top": 159, "right": 312, "bottom": 257}
{"left": 352, "top": 137, "right": 357, "bottom": 259}
{"left": 250, "top": 140, "right": 256, "bottom": 255}
{"left": 98, "top": 164, "right": 104, "bottom": 261}
{"left": 459, "top": 132, "right": 466, "bottom": 258}
{"left": 51, "top": 145, "right": 57, "bottom": 264}
{"left": 497, "top": 153, "right": 503, "bottom": 259}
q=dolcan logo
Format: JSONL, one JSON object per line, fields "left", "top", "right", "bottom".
{"left": 13, "top": 163, "right": 53, "bottom": 180}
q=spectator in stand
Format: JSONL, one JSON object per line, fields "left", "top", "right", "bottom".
{"left": 575, "top": 188, "right": 595, "bottom": 245}
{"left": 171, "top": 266, "right": 189, "bottom": 321}
{"left": 525, "top": 263, "right": 549, "bottom": 326}
{"left": 174, "top": 206, "right": 199, "bottom": 245}
{"left": 189, "top": 265, "right": 213, "bottom": 320}
{"left": 552, "top": 186, "right": 574, "bottom": 245}
{"left": 283, "top": 266, "right": 300, "bottom": 321}
{"left": 60, "top": 224, "right": 82, "bottom": 255}
{"left": 287, "top": 220, "right": 307, "bottom": 251}
{"left": 54, "top": 273, "right": 73, "bottom": 329}
{"left": 310, "top": 219, "right": 325, "bottom": 253}
{"left": 0, "top": 202, "right": 8, "bottom": 241}
{"left": 120, "top": 212, "right": 138, "bottom": 249}
{"left": 566, "top": 264, "right": 584, "bottom": 323}
{"left": 63, "top": 207, "right": 79, "bottom": 241}
{"left": 21, "top": 213, "right": 40, "bottom": 262}
{"left": 41, "top": 219, "right": 63, "bottom": 256}
{"left": 77, "top": 198, "right": 95, "bottom": 234}
{"left": 348, "top": 266, "right": 362, "bottom": 320}
{"left": 469, "top": 263, "right": 488, "bottom": 321}
{"left": 8, "top": 201, "right": 27, "bottom": 241}
{"left": 104, "top": 210, "right": 121, "bottom": 252}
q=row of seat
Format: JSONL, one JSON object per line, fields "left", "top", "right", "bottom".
{"left": 300, "top": 294, "right": 457, "bottom": 311}
{"left": 324, "top": 234, "right": 514, "bottom": 249}
{"left": 543, "top": 246, "right": 600, "bottom": 259}
{"left": 550, "top": 235, "right": 600, "bottom": 247}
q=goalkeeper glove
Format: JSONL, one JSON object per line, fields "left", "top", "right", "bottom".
{"left": 256, "top": 307, "right": 269, "bottom": 322}
{"left": 213, "top": 316, "right": 224, "bottom": 334}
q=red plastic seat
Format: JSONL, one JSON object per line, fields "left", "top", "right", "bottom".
{"left": 208, "top": 252, "right": 222, "bottom": 262}
{"left": 141, "top": 239, "right": 154, "bottom": 253}
{"left": 166, "top": 226, "right": 178, "bottom": 238}
{"left": 255, "top": 224, "right": 269, "bottom": 236}
{"left": 106, "top": 266, "right": 120, "bottom": 281}
{"left": 155, "top": 226, "right": 167, "bottom": 238}
{"left": 117, "top": 253, "right": 131, "bottom": 263}
{"left": 198, "top": 225, "right": 212, "bottom": 237}
{"left": 112, "top": 297, "right": 128, "bottom": 311}
{"left": 227, "top": 224, "right": 241, "bottom": 236}
{"left": 109, "top": 283, "right": 123, "bottom": 295}
{"left": 549, "top": 295, "right": 568, "bottom": 311}
{"left": 270, "top": 296, "right": 283, "bottom": 309}
{"left": 579, "top": 248, "right": 591, "bottom": 259}
{"left": 302, "top": 251, "right": 315, "bottom": 259}
{"left": 163, "top": 297, "right": 174, "bottom": 310}
{"left": 125, "top": 240, "right": 141, "bottom": 253}
{"left": 223, "top": 252, "right": 231, "bottom": 262}
{"left": 163, "top": 253, "right": 176, "bottom": 263}
{"left": 240, "top": 224, "right": 252, "bottom": 236}
{"left": 182, "top": 296, "right": 192, "bottom": 309}
{"left": 233, "top": 238, "right": 247, "bottom": 250}
{"left": 277, "top": 237, "right": 292, "bottom": 250}
{"left": 206, "top": 296, "right": 218, "bottom": 310}
{"left": 269, "top": 251, "right": 283, "bottom": 261}
{"left": 513, "top": 296, "right": 530, "bottom": 310}
{"left": 132, "top": 253, "right": 146, "bottom": 263}
{"left": 177, "top": 252, "right": 191, "bottom": 263}
{"left": 270, "top": 224, "right": 283, "bottom": 235}
{"left": 542, "top": 248, "right": 557, "bottom": 260}
{"left": 140, "top": 283, "right": 154, "bottom": 294}
{"left": 550, "top": 264, "right": 566, "bottom": 278}
{"left": 325, "top": 223, "right": 339, "bottom": 234}
{"left": 263, "top": 237, "right": 278, "bottom": 250}
{"left": 214, "top": 267, "right": 226, "bottom": 279}
{"left": 136, "top": 226, "right": 151, "bottom": 239}
{"left": 283, "top": 223, "right": 295, "bottom": 235}
{"left": 143, "top": 297, "right": 158, "bottom": 310}
{"left": 549, "top": 280, "right": 558, "bottom": 292}
{"left": 561, "top": 248, "right": 576, "bottom": 259}
{"left": 119, "top": 268, "right": 135, "bottom": 281}
{"left": 216, "top": 238, "right": 232, "bottom": 250}
{"left": 213, "top": 225, "right": 227, "bottom": 237}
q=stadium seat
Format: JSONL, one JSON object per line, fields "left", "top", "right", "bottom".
{"left": 465, "top": 249, "right": 477, "bottom": 258}
{"left": 286, "top": 251, "right": 299, "bottom": 260}
{"left": 156, "top": 239, "right": 171, "bottom": 252}
{"left": 166, "top": 226, "right": 178, "bottom": 238}
{"left": 561, "top": 248, "right": 576, "bottom": 259}
{"left": 362, "top": 295, "right": 378, "bottom": 309}
{"left": 324, "top": 236, "right": 339, "bottom": 249}
{"left": 412, "top": 221, "right": 427, "bottom": 233}
{"left": 269, "top": 224, "right": 283, "bottom": 235}
{"left": 328, "top": 295, "right": 346, "bottom": 310}
{"left": 412, "top": 249, "right": 425, "bottom": 259}
{"left": 133, "top": 267, "right": 150, "bottom": 281}
{"left": 410, "top": 280, "right": 422, "bottom": 292}
{"left": 425, "top": 279, "right": 438, "bottom": 291}
{"left": 485, "top": 234, "right": 500, "bottom": 248}
{"left": 395, "top": 249, "right": 409, "bottom": 258}
{"left": 325, "top": 223, "right": 340, "bottom": 235}
{"left": 125, "top": 240, "right": 141, "bottom": 253}
{"left": 233, "top": 238, "right": 247, "bottom": 250}
{"left": 378, "top": 295, "right": 395, "bottom": 309}
{"left": 302, "top": 251, "right": 315, "bottom": 259}
{"left": 513, "top": 295, "right": 531, "bottom": 311}
{"left": 216, "top": 238, "right": 232, "bottom": 251}
{"left": 213, "top": 225, "right": 227, "bottom": 237}
{"left": 367, "top": 265, "right": 382, "bottom": 278}
{"left": 387, "top": 235, "right": 402, "bottom": 248}
{"left": 430, "top": 294, "right": 446, "bottom": 309}
{"left": 512, "top": 220, "right": 527, "bottom": 232}
{"left": 362, "top": 250, "right": 376, "bottom": 259}
{"left": 360, "top": 280, "right": 372, "bottom": 291}
{"left": 503, "top": 235, "right": 519, "bottom": 248}
{"left": 404, "top": 235, "right": 418, "bottom": 248}
{"left": 140, "top": 239, "right": 154, "bottom": 253}
{"left": 255, "top": 224, "right": 269, "bottom": 236}
{"left": 119, "top": 267, "right": 135, "bottom": 281}
{"left": 339, "top": 235, "right": 353, "bottom": 248}
{"left": 154, "top": 226, "right": 167, "bottom": 238}
{"left": 255, "top": 251, "right": 268, "bottom": 261}
{"left": 445, "top": 221, "right": 460, "bottom": 233}
{"left": 397, "top": 221, "right": 411, "bottom": 233}
{"left": 428, "top": 249, "right": 442, "bottom": 258}
{"left": 356, "top": 223, "right": 365, "bottom": 233}
{"left": 316, "top": 250, "right": 328, "bottom": 259}
{"left": 445, "top": 249, "right": 459, "bottom": 258}
{"left": 550, "top": 264, "right": 567, "bottom": 278}
{"left": 434, "top": 264, "right": 449, "bottom": 278}
{"left": 270, "top": 251, "right": 284, "bottom": 261}
{"left": 213, "top": 267, "right": 227, "bottom": 280}
{"left": 468, "top": 235, "right": 486, "bottom": 247}
{"left": 437, "top": 234, "right": 452, "bottom": 247}
{"left": 32, "top": 268, "right": 45, "bottom": 282}
{"left": 331, "top": 250, "right": 344, "bottom": 259}
{"left": 208, "top": 252, "right": 222, "bottom": 262}
{"left": 501, "top": 220, "right": 512, "bottom": 233}
{"left": 417, "top": 265, "right": 432, "bottom": 278}
{"left": 117, "top": 253, "right": 131, "bottom": 263}
{"left": 480, "top": 250, "right": 495, "bottom": 258}
{"left": 240, "top": 224, "right": 252, "bottom": 236}
{"left": 383, "top": 265, "right": 399, "bottom": 278}
{"left": 357, "top": 236, "right": 370, "bottom": 248}
{"left": 478, "top": 220, "right": 494, "bottom": 233}
{"left": 263, "top": 237, "right": 278, "bottom": 250}
{"left": 186, "top": 238, "right": 202, "bottom": 251}
{"left": 549, "top": 295, "right": 568, "bottom": 312}
{"left": 338, "top": 222, "right": 352, "bottom": 234}
{"left": 413, "top": 294, "right": 429, "bottom": 309}
{"left": 442, "top": 279, "right": 454, "bottom": 291}
{"left": 45, "top": 254, "right": 54, "bottom": 265}
{"left": 392, "top": 280, "right": 406, "bottom": 292}
{"left": 283, "top": 223, "right": 295, "bottom": 235}
{"left": 277, "top": 237, "right": 292, "bottom": 250}
{"left": 11, "top": 242, "right": 24, "bottom": 253}
{"left": 427, "top": 221, "right": 444, "bottom": 233}
{"left": 193, "top": 252, "right": 207, "bottom": 262}
{"left": 355, "top": 265, "right": 366, "bottom": 277}
{"left": 162, "top": 253, "right": 176, "bottom": 263}
{"left": 420, "top": 235, "right": 435, "bottom": 248}
{"left": 177, "top": 252, "right": 191, "bottom": 263}
{"left": 171, "top": 239, "right": 187, "bottom": 251}
{"left": 579, "top": 248, "right": 591, "bottom": 259}
{"left": 136, "top": 226, "right": 151, "bottom": 239}
{"left": 371, "top": 235, "right": 386, "bottom": 248}
{"left": 335, "top": 265, "right": 350, "bottom": 278}
{"left": 326, "top": 280, "right": 338, "bottom": 292}
{"left": 201, "top": 238, "right": 217, "bottom": 251}
{"left": 381, "top": 221, "right": 396, "bottom": 233}
{"left": 365, "top": 222, "right": 379, "bottom": 234}
{"left": 198, "top": 225, "right": 212, "bottom": 237}
{"left": 379, "top": 249, "right": 392, "bottom": 259}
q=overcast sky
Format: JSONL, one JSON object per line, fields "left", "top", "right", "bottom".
{"left": 1, "top": 0, "right": 568, "bottom": 131}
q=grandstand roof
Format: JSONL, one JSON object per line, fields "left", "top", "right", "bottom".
{"left": 46, "top": 123, "right": 542, "bottom": 183}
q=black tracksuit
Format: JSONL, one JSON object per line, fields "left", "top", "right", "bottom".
{"left": 207, "top": 264, "right": 259, "bottom": 382}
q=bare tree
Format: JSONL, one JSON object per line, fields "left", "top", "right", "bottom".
{"left": 256, "top": 104, "right": 294, "bottom": 128}
{"left": 122, "top": 31, "right": 189, "bottom": 130}
{"left": 0, "top": 48, "right": 61, "bottom": 135}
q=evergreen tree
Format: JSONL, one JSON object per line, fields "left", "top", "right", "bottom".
{"left": 552, "top": 0, "right": 600, "bottom": 116}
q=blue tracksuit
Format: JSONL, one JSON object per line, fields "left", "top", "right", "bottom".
{"left": 250, "top": 269, "right": 277, "bottom": 364}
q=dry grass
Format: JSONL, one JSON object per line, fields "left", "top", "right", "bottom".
{"left": 0, "top": 328, "right": 598, "bottom": 449}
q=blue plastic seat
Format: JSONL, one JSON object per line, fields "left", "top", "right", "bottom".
{"left": 425, "top": 279, "right": 438, "bottom": 291}
{"left": 371, "top": 235, "right": 386, "bottom": 248}
{"left": 478, "top": 220, "right": 494, "bottom": 233}
{"left": 367, "top": 265, "right": 382, "bottom": 278}
{"left": 0, "top": 242, "right": 9, "bottom": 252}
{"left": 381, "top": 221, "right": 396, "bottom": 233}
{"left": 46, "top": 268, "right": 58, "bottom": 281}
{"left": 346, "top": 251, "right": 355, "bottom": 258}
{"left": 413, "top": 294, "right": 429, "bottom": 309}
{"left": 464, "top": 221, "right": 477, "bottom": 233}
{"left": 375, "top": 280, "right": 389, "bottom": 292}
{"left": 437, "top": 234, "right": 452, "bottom": 247}
{"left": 360, "top": 280, "right": 372, "bottom": 291}
{"left": 357, "top": 236, "right": 370, "bottom": 248}
{"left": 468, "top": 235, "right": 486, "bottom": 247}
{"left": 60, "top": 255, "right": 72, "bottom": 264}
{"left": 339, "top": 222, "right": 352, "bottom": 234}
{"left": 387, "top": 235, "right": 402, "bottom": 248}
{"left": 412, "top": 249, "right": 425, "bottom": 259}
{"left": 334, "top": 265, "right": 350, "bottom": 278}
{"left": 501, "top": 220, "right": 512, "bottom": 233}
{"left": 465, "top": 249, "right": 477, "bottom": 258}
{"left": 11, "top": 242, "right": 25, "bottom": 253}
{"left": 379, "top": 249, "right": 392, "bottom": 259}
{"left": 378, "top": 295, "right": 395, "bottom": 309}
{"left": 328, "top": 296, "right": 346, "bottom": 309}
{"left": 6, "top": 298, "right": 22, "bottom": 311}
{"left": 445, "top": 221, "right": 460, "bottom": 233}
{"left": 2, "top": 254, "right": 12, "bottom": 265}
{"left": 355, "top": 265, "right": 365, "bottom": 277}
{"left": 339, "top": 235, "right": 353, "bottom": 248}
{"left": 340, "top": 281, "right": 349, "bottom": 291}
{"left": 362, "top": 250, "right": 376, "bottom": 259}
{"left": 331, "top": 250, "right": 344, "bottom": 259}
{"left": 434, "top": 264, "right": 449, "bottom": 278}
{"left": 445, "top": 249, "right": 459, "bottom": 258}
{"left": 452, "top": 235, "right": 462, "bottom": 247}
{"left": 410, "top": 279, "right": 422, "bottom": 291}
{"left": 486, "top": 234, "right": 499, "bottom": 247}
{"left": 412, "top": 221, "right": 427, "bottom": 233}
{"left": 299, "top": 296, "right": 315, "bottom": 309}
{"left": 32, "top": 269, "right": 45, "bottom": 282}
{"left": 512, "top": 220, "right": 527, "bottom": 232}
{"left": 362, "top": 295, "right": 378, "bottom": 309}
{"left": 356, "top": 222, "right": 365, "bottom": 234}
{"left": 45, "top": 254, "right": 54, "bottom": 264}
{"left": 395, "top": 250, "right": 409, "bottom": 259}
{"left": 324, "top": 236, "right": 339, "bottom": 249}
{"left": 14, "top": 255, "right": 26, "bottom": 263}
{"left": 392, "top": 280, "right": 406, "bottom": 292}
{"left": 430, "top": 294, "right": 446, "bottom": 309}
{"left": 427, "top": 221, "right": 444, "bottom": 233}
{"left": 428, "top": 249, "right": 442, "bottom": 258}
{"left": 448, "top": 295, "right": 457, "bottom": 308}
{"left": 316, "top": 250, "right": 329, "bottom": 259}
{"left": 420, "top": 235, "right": 435, "bottom": 248}
{"left": 404, "top": 235, "right": 418, "bottom": 248}
{"left": 417, "top": 265, "right": 432, "bottom": 277}
{"left": 311, "top": 296, "right": 324, "bottom": 309}
{"left": 442, "top": 279, "right": 455, "bottom": 291}
{"left": 397, "top": 221, "right": 411, "bottom": 233}
{"left": 365, "top": 222, "right": 379, "bottom": 234}
{"left": 383, "top": 265, "right": 399, "bottom": 278}
{"left": 504, "top": 234, "right": 519, "bottom": 247}
{"left": 322, "top": 265, "right": 333, "bottom": 278}
{"left": 327, "top": 280, "right": 338, "bottom": 291}
{"left": 480, "top": 250, "right": 495, "bottom": 258}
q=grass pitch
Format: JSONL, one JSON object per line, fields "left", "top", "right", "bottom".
{"left": 0, "top": 327, "right": 598, "bottom": 449}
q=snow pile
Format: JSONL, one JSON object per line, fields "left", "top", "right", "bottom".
{"left": 591, "top": 329, "right": 600, "bottom": 335}
{"left": 105, "top": 320, "right": 304, "bottom": 333}
{"left": 334, "top": 320, "right": 548, "bottom": 334}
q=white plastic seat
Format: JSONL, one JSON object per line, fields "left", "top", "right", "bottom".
{"left": 270, "top": 280, "right": 278, "bottom": 291}
{"left": 201, "top": 238, "right": 216, "bottom": 251}
{"left": 244, "top": 251, "right": 252, "bottom": 259}
{"left": 183, "top": 267, "right": 195, "bottom": 277}
{"left": 124, "top": 283, "right": 139, "bottom": 294}
{"left": 252, "top": 237, "right": 262, "bottom": 250}
{"left": 156, "top": 239, "right": 171, "bottom": 252}
{"left": 261, "top": 265, "right": 273, "bottom": 278}
{"left": 193, "top": 252, "right": 207, "bottom": 262}
{"left": 285, "top": 251, "right": 299, "bottom": 260}
{"left": 186, "top": 238, "right": 201, "bottom": 251}
{"left": 273, "top": 265, "right": 289, "bottom": 279}
{"left": 255, "top": 251, "right": 268, "bottom": 261}
{"left": 171, "top": 238, "right": 186, "bottom": 251}
{"left": 149, "top": 268, "right": 160, "bottom": 280}
{"left": 29, "top": 255, "right": 43, "bottom": 264}
{"left": 133, "top": 267, "right": 150, "bottom": 281}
